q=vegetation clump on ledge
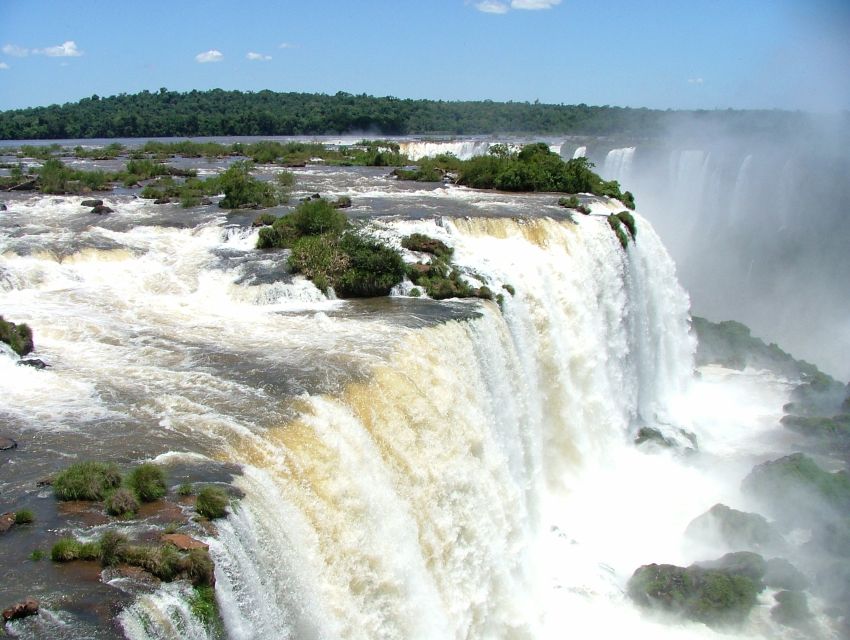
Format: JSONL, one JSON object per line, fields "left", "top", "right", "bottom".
{"left": 0, "top": 315, "right": 34, "bottom": 356}
{"left": 256, "top": 198, "right": 406, "bottom": 297}
{"left": 401, "top": 233, "right": 496, "bottom": 301}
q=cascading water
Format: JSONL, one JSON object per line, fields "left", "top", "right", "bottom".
{"left": 398, "top": 141, "right": 492, "bottom": 161}
{"left": 0, "top": 158, "right": 838, "bottom": 640}
{"left": 602, "top": 147, "right": 636, "bottom": 185}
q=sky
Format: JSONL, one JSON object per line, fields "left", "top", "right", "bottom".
{"left": 0, "top": 0, "right": 848, "bottom": 112}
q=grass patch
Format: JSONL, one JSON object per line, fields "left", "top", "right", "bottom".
{"left": 0, "top": 315, "right": 34, "bottom": 356}
{"left": 105, "top": 487, "right": 139, "bottom": 517}
{"left": 127, "top": 463, "right": 167, "bottom": 502}
{"left": 195, "top": 486, "right": 229, "bottom": 520}
{"left": 53, "top": 461, "right": 122, "bottom": 501}
{"left": 14, "top": 509, "right": 34, "bottom": 524}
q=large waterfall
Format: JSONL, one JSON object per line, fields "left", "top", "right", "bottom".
{"left": 0, "top": 159, "right": 831, "bottom": 639}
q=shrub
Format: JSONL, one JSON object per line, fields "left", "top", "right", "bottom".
{"left": 252, "top": 212, "right": 278, "bottom": 227}
{"left": 409, "top": 287, "right": 422, "bottom": 297}
{"left": 98, "top": 530, "right": 128, "bottom": 567}
{"left": 218, "top": 160, "right": 283, "bottom": 209}
{"left": 558, "top": 195, "right": 580, "bottom": 208}
{"left": 195, "top": 486, "right": 229, "bottom": 520}
{"left": 335, "top": 234, "right": 406, "bottom": 298}
{"left": 127, "top": 463, "right": 167, "bottom": 502}
{"left": 288, "top": 234, "right": 349, "bottom": 293}
{"left": 53, "top": 461, "right": 122, "bottom": 501}
{"left": 502, "top": 284, "right": 516, "bottom": 296}
{"left": 177, "top": 482, "right": 194, "bottom": 497}
{"left": 617, "top": 210, "right": 637, "bottom": 237}
{"left": 30, "top": 549, "right": 45, "bottom": 561}
{"left": 0, "top": 316, "right": 34, "bottom": 356}
{"left": 607, "top": 214, "right": 630, "bottom": 249}
{"left": 182, "top": 548, "right": 216, "bottom": 587}
{"left": 14, "top": 509, "right": 34, "bottom": 524}
{"left": 401, "top": 233, "right": 453, "bottom": 259}
{"left": 105, "top": 487, "right": 139, "bottom": 516}
{"left": 257, "top": 198, "right": 348, "bottom": 249}
{"left": 51, "top": 538, "right": 101, "bottom": 562}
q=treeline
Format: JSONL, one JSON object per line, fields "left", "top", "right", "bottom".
{"left": 0, "top": 88, "right": 808, "bottom": 140}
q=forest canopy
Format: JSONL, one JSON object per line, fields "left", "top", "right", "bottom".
{"left": 0, "top": 88, "right": 811, "bottom": 140}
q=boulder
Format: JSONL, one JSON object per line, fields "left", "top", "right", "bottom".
{"left": 91, "top": 205, "right": 114, "bottom": 214}
{"left": 200, "top": 198, "right": 213, "bottom": 205}
{"left": 684, "top": 504, "right": 782, "bottom": 551}
{"left": 17, "top": 358, "right": 47, "bottom": 369}
{"left": 154, "top": 198, "right": 170, "bottom": 205}
{"left": 0, "top": 436, "right": 16, "bottom": 451}
{"left": 161, "top": 533, "right": 208, "bottom": 551}
{"left": 628, "top": 561, "right": 762, "bottom": 626}
{"left": 0, "top": 512, "right": 15, "bottom": 533}
{"left": 80, "top": 199, "right": 103, "bottom": 207}
{"left": 764, "top": 558, "right": 808, "bottom": 590}
{"left": 0, "top": 203, "right": 7, "bottom": 211}
{"left": 2, "top": 597, "right": 38, "bottom": 622}
{"left": 771, "top": 590, "right": 811, "bottom": 628}
{"left": 695, "top": 551, "right": 767, "bottom": 583}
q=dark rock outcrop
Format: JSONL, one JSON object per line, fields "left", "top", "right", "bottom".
{"left": 764, "top": 558, "right": 808, "bottom": 591}
{"left": 685, "top": 503, "right": 782, "bottom": 552}
{"left": 0, "top": 512, "right": 15, "bottom": 533}
{"left": 17, "top": 358, "right": 47, "bottom": 369}
{"left": 91, "top": 204, "right": 114, "bottom": 214}
{"left": 80, "top": 199, "right": 103, "bottom": 207}
{"left": 161, "top": 533, "right": 208, "bottom": 551}
{"left": 2, "top": 597, "right": 39, "bottom": 622}
{"left": 0, "top": 436, "right": 17, "bottom": 451}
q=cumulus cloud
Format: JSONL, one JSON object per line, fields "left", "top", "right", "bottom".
{"left": 2, "top": 44, "right": 29, "bottom": 57}
{"left": 247, "top": 52, "right": 272, "bottom": 61}
{"left": 688, "top": 77, "right": 705, "bottom": 84}
{"left": 195, "top": 49, "right": 224, "bottom": 63}
{"left": 475, "top": 1, "right": 509, "bottom": 13}
{"left": 36, "top": 41, "right": 82, "bottom": 57}
{"left": 0, "top": 62, "right": 9, "bottom": 70}
{"left": 510, "top": 0, "right": 561, "bottom": 8}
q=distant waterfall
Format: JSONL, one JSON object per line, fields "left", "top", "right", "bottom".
{"left": 399, "top": 141, "right": 492, "bottom": 161}
{"left": 602, "top": 147, "right": 636, "bottom": 185}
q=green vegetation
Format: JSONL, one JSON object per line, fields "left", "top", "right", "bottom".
{"left": 392, "top": 155, "right": 460, "bottom": 182}
{"left": 628, "top": 562, "right": 762, "bottom": 626}
{"left": 53, "top": 461, "right": 122, "bottom": 501}
{"left": 105, "top": 487, "right": 139, "bottom": 517}
{"left": 51, "top": 531, "right": 215, "bottom": 586}
{"left": 691, "top": 316, "right": 824, "bottom": 378}
{"left": 607, "top": 214, "right": 630, "bottom": 249}
{"left": 218, "top": 160, "right": 287, "bottom": 209}
{"left": 401, "top": 233, "right": 454, "bottom": 259}
{"left": 742, "top": 452, "right": 850, "bottom": 516}
{"left": 257, "top": 198, "right": 406, "bottom": 297}
{"left": 29, "top": 549, "right": 45, "bottom": 561}
{"left": 37, "top": 158, "right": 112, "bottom": 194}
{"left": 50, "top": 537, "right": 101, "bottom": 562}
{"left": 0, "top": 316, "right": 34, "bottom": 356}
{"left": 557, "top": 195, "right": 590, "bottom": 214}
{"left": 502, "top": 284, "right": 515, "bottom": 296}
{"left": 195, "top": 486, "right": 229, "bottom": 520}
{"left": 771, "top": 590, "right": 811, "bottom": 628}
{"left": 189, "top": 585, "right": 219, "bottom": 628}
{"left": 127, "top": 463, "right": 167, "bottom": 502}
{"left": 0, "top": 88, "right": 809, "bottom": 140}
{"left": 684, "top": 504, "right": 780, "bottom": 552}
{"left": 14, "top": 509, "right": 34, "bottom": 525}
{"left": 177, "top": 482, "right": 194, "bottom": 497}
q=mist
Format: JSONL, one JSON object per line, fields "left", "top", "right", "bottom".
{"left": 580, "top": 114, "right": 850, "bottom": 381}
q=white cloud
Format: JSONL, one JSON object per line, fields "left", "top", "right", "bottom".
{"left": 247, "top": 52, "right": 272, "bottom": 61}
{"left": 476, "top": 1, "right": 509, "bottom": 13}
{"left": 688, "top": 77, "right": 705, "bottom": 84}
{"left": 195, "top": 49, "right": 224, "bottom": 63}
{"left": 35, "top": 41, "right": 82, "bottom": 57}
{"left": 279, "top": 42, "right": 296, "bottom": 49}
{"left": 2, "top": 44, "right": 30, "bottom": 57}
{"left": 510, "top": 0, "right": 561, "bottom": 8}
{"left": 0, "top": 62, "right": 9, "bottom": 70}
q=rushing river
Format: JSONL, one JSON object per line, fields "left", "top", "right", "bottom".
{"left": 0, "top": 152, "right": 841, "bottom": 639}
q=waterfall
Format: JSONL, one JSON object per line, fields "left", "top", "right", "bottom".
{"left": 175, "top": 215, "right": 696, "bottom": 639}
{"left": 398, "top": 141, "right": 492, "bottom": 161}
{"left": 602, "top": 147, "right": 636, "bottom": 185}
{"left": 572, "top": 145, "right": 587, "bottom": 159}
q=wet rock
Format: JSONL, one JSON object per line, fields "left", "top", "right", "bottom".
{"left": 764, "top": 558, "right": 808, "bottom": 590}
{"left": 17, "top": 358, "right": 47, "bottom": 369}
{"left": 771, "top": 590, "right": 811, "bottom": 628}
{"left": 91, "top": 204, "right": 114, "bottom": 214}
{"left": 80, "top": 199, "right": 103, "bottom": 207}
{"left": 0, "top": 202, "right": 7, "bottom": 211}
{"left": 161, "top": 533, "right": 208, "bottom": 551}
{"left": 153, "top": 198, "right": 170, "bottom": 205}
{"left": 695, "top": 551, "right": 766, "bottom": 583}
{"left": 200, "top": 198, "right": 212, "bottom": 205}
{"left": 628, "top": 561, "right": 762, "bottom": 626}
{"left": 2, "top": 597, "right": 38, "bottom": 622}
{"left": 685, "top": 504, "right": 782, "bottom": 552}
{"left": 0, "top": 436, "right": 17, "bottom": 451}
{"left": 0, "top": 512, "right": 15, "bottom": 533}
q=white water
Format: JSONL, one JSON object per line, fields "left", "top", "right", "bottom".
{"left": 1, "top": 191, "right": 832, "bottom": 639}
{"left": 399, "top": 141, "right": 492, "bottom": 161}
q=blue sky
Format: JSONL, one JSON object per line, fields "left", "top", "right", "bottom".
{"left": 0, "top": 0, "right": 847, "bottom": 111}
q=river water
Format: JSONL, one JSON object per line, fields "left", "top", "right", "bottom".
{"left": 0, "top": 150, "right": 840, "bottom": 639}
